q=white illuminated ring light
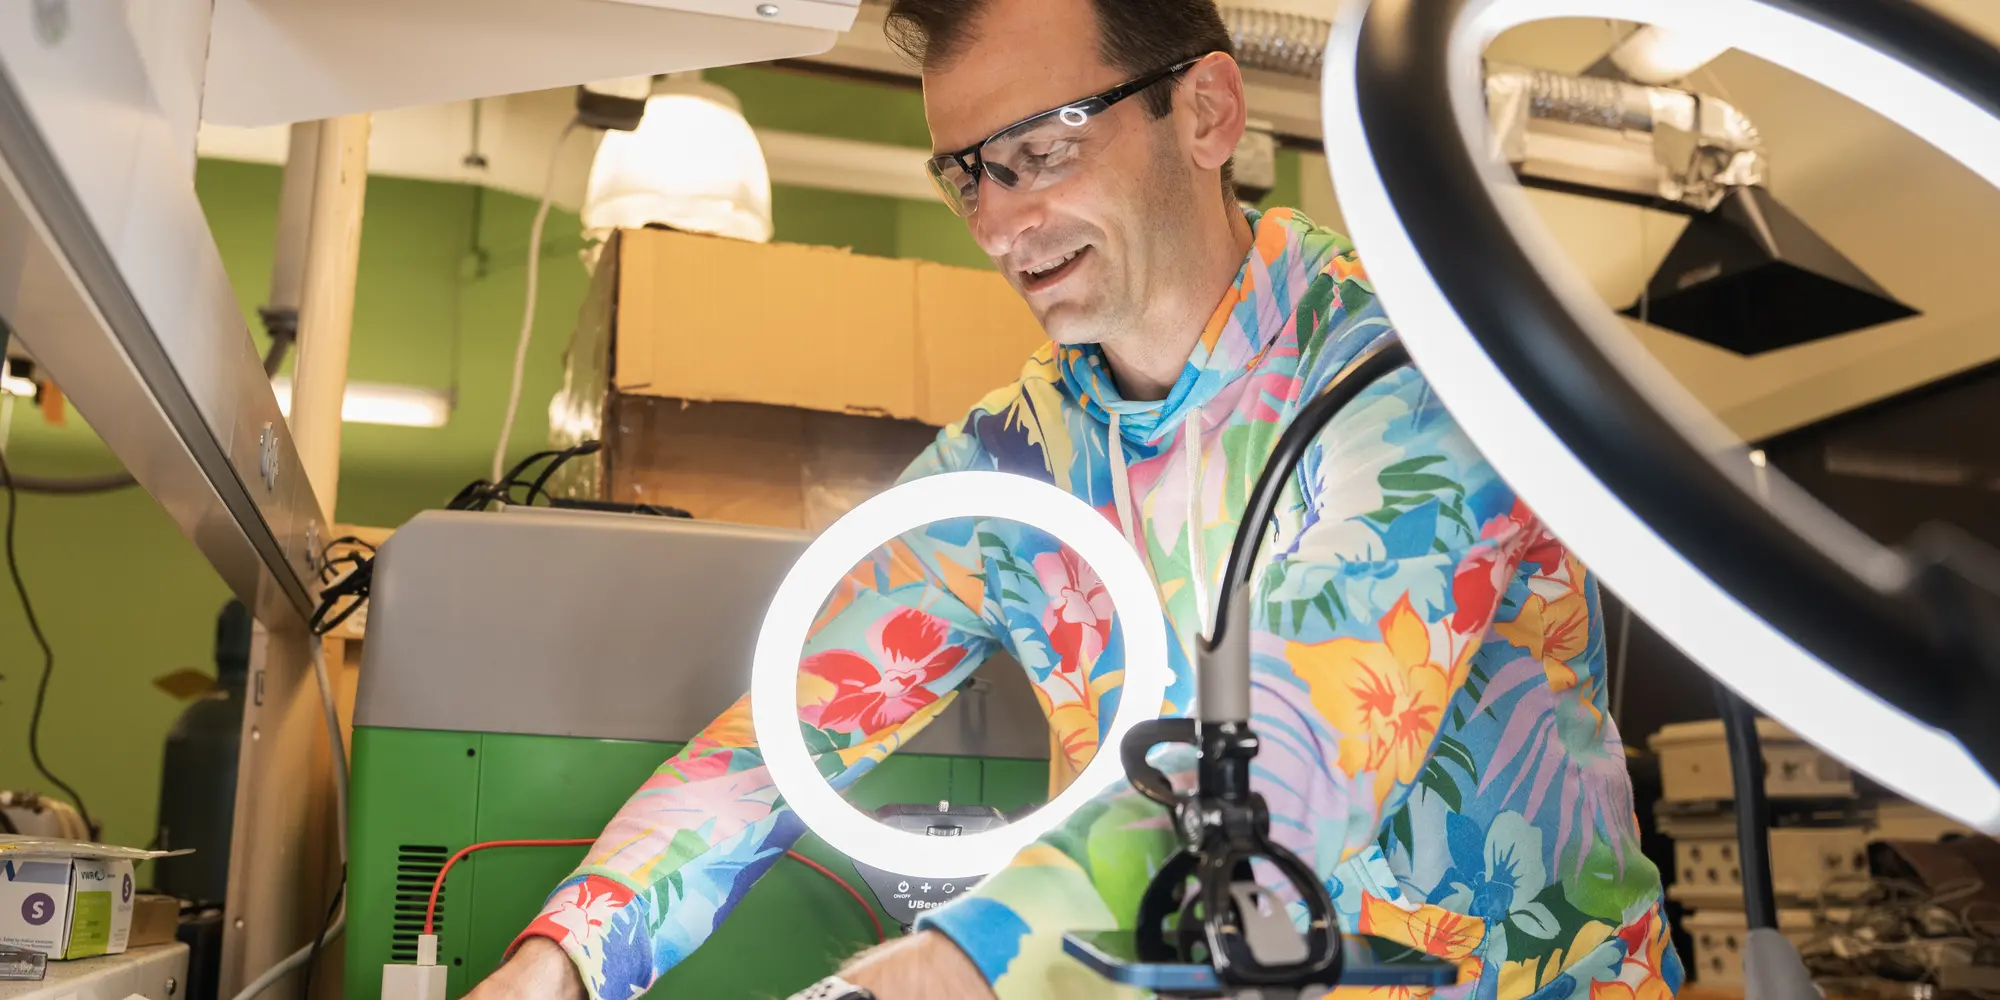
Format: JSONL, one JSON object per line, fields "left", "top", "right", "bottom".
{"left": 751, "top": 471, "right": 1170, "bottom": 880}
{"left": 1321, "top": 0, "right": 2000, "bottom": 830}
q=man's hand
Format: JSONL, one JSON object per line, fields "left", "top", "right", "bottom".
{"left": 839, "top": 931, "right": 995, "bottom": 1000}
{"left": 464, "top": 937, "right": 585, "bottom": 1000}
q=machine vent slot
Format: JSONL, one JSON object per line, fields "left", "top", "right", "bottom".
{"left": 392, "top": 845, "right": 450, "bottom": 962}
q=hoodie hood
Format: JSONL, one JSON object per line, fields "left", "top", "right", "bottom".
{"left": 1057, "top": 208, "right": 1345, "bottom": 446}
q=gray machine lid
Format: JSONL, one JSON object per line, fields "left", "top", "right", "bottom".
{"left": 354, "top": 508, "right": 1049, "bottom": 759}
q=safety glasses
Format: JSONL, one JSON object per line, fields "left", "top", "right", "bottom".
{"left": 925, "top": 55, "right": 1208, "bottom": 217}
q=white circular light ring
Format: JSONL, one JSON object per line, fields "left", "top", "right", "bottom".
{"left": 1321, "top": 0, "right": 2000, "bottom": 832}
{"left": 751, "top": 471, "right": 1170, "bottom": 880}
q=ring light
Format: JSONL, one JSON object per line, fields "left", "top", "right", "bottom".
{"left": 751, "top": 471, "right": 1170, "bottom": 880}
{"left": 1322, "top": 0, "right": 2000, "bottom": 831}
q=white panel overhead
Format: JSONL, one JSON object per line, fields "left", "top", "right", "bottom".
{"left": 203, "top": 0, "right": 860, "bottom": 127}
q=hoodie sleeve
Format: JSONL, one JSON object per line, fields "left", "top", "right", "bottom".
{"left": 510, "top": 406, "right": 1160, "bottom": 1000}
{"left": 918, "top": 355, "right": 1555, "bottom": 998}
{"left": 508, "top": 423, "right": 1011, "bottom": 1000}
{"left": 508, "top": 528, "right": 1000, "bottom": 1000}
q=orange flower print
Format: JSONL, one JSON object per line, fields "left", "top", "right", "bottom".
{"left": 1291, "top": 595, "right": 1449, "bottom": 806}
{"left": 1590, "top": 980, "right": 1671, "bottom": 1000}
{"left": 1360, "top": 895, "right": 1487, "bottom": 960}
{"left": 1494, "top": 592, "right": 1590, "bottom": 692}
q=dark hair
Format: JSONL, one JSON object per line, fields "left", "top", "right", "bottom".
{"left": 887, "top": 0, "right": 1233, "bottom": 120}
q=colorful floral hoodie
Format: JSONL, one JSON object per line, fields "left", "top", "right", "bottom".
{"left": 517, "top": 209, "right": 1681, "bottom": 1000}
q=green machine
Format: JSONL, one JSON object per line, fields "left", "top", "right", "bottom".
{"left": 347, "top": 507, "right": 1051, "bottom": 999}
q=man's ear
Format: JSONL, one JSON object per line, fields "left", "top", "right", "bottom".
{"left": 1183, "top": 52, "right": 1249, "bottom": 172}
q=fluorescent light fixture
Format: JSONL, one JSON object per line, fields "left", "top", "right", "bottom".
{"left": 752, "top": 472, "right": 1170, "bottom": 880}
{"left": 583, "top": 75, "right": 773, "bottom": 244}
{"left": 1322, "top": 0, "right": 2000, "bottom": 831}
{"left": 271, "top": 377, "right": 452, "bottom": 428}
{"left": 1610, "top": 23, "right": 1732, "bottom": 84}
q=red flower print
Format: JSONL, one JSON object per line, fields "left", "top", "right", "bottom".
{"left": 1451, "top": 499, "right": 1562, "bottom": 632}
{"left": 1449, "top": 547, "right": 1509, "bottom": 634}
{"left": 517, "top": 874, "right": 633, "bottom": 950}
{"left": 800, "top": 608, "right": 967, "bottom": 735}
{"left": 1035, "top": 548, "right": 1114, "bottom": 672}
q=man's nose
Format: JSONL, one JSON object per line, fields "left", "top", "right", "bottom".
{"left": 969, "top": 177, "right": 1040, "bottom": 261}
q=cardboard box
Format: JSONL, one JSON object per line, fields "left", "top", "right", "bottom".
{"left": 609, "top": 228, "right": 1046, "bottom": 427}
{"left": 549, "top": 228, "right": 1049, "bottom": 529}
{"left": 127, "top": 895, "right": 179, "bottom": 949}
{"left": 603, "top": 396, "right": 940, "bottom": 531}
{"left": 0, "top": 855, "right": 136, "bottom": 959}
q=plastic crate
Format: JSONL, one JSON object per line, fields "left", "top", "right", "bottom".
{"left": 1668, "top": 828, "right": 1871, "bottom": 907}
{"left": 1683, "top": 908, "right": 1821, "bottom": 985}
{"left": 1650, "top": 719, "right": 1854, "bottom": 803}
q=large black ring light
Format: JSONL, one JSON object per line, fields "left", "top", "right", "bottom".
{"left": 1321, "top": 0, "right": 2000, "bottom": 830}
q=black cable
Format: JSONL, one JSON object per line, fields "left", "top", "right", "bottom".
{"left": 0, "top": 447, "right": 97, "bottom": 836}
{"left": 523, "top": 441, "right": 601, "bottom": 506}
{"left": 1208, "top": 338, "right": 1411, "bottom": 649}
{"left": 297, "top": 866, "right": 344, "bottom": 1000}
{"left": 307, "top": 558, "right": 373, "bottom": 637}
{"left": 305, "top": 448, "right": 596, "bottom": 638}
{"left": 1718, "top": 685, "right": 1778, "bottom": 931}
{"left": 8, "top": 330, "right": 294, "bottom": 496}
{"left": 494, "top": 448, "right": 570, "bottom": 506}
{"left": 4, "top": 470, "right": 141, "bottom": 495}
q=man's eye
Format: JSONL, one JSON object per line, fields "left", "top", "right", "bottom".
{"left": 1019, "top": 140, "right": 1079, "bottom": 167}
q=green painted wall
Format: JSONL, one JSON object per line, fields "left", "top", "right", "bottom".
{"left": 0, "top": 64, "right": 1307, "bottom": 851}
{"left": 0, "top": 164, "right": 596, "bottom": 846}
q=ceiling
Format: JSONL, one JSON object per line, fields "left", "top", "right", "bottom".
{"left": 197, "top": 1, "right": 2000, "bottom": 445}
{"left": 828, "top": 1, "right": 2000, "bottom": 442}
{"left": 1474, "top": 7, "right": 2000, "bottom": 441}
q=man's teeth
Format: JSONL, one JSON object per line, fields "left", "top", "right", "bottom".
{"left": 1026, "top": 249, "right": 1082, "bottom": 276}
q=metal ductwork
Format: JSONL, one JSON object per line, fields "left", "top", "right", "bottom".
{"left": 1223, "top": 8, "right": 1328, "bottom": 79}
{"left": 1219, "top": 7, "right": 1918, "bottom": 353}
{"left": 1485, "top": 62, "right": 1767, "bottom": 214}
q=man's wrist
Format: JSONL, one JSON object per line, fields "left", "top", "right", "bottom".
{"left": 837, "top": 931, "right": 993, "bottom": 1000}
{"left": 496, "top": 936, "right": 586, "bottom": 1000}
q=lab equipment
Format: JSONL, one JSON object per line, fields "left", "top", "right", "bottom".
{"left": 152, "top": 601, "right": 254, "bottom": 908}
{"left": 347, "top": 505, "right": 1052, "bottom": 999}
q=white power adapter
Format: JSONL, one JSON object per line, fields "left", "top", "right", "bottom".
{"left": 382, "top": 934, "right": 449, "bottom": 1000}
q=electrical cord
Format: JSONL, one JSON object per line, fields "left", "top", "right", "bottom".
{"left": 297, "top": 870, "right": 345, "bottom": 1000}
{"left": 0, "top": 446, "right": 97, "bottom": 837}
{"left": 6, "top": 327, "right": 294, "bottom": 495}
{"left": 304, "top": 445, "right": 595, "bottom": 639}
{"left": 422, "top": 842, "right": 884, "bottom": 944}
{"left": 783, "top": 850, "right": 885, "bottom": 944}
{"left": 310, "top": 640, "right": 350, "bottom": 863}
{"left": 1798, "top": 875, "right": 1996, "bottom": 987}
{"left": 524, "top": 441, "right": 601, "bottom": 506}
{"left": 425, "top": 839, "right": 598, "bottom": 935}
{"left": 491, "top": 118, "right": 581, "bottom": 485}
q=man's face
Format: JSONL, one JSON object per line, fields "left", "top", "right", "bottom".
{"left": 922, "top": 0, "right": 1207, "bottom": 347}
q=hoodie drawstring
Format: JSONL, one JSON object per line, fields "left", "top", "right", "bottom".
{"left": 1109, "top": 412, "right": 1142, "bottom": 563}
{"left": 1184, "top": 409, "right": 1209, "bottom": 641}
{"left": 1108, "top": 410, "right": 1212, "bottom": 651}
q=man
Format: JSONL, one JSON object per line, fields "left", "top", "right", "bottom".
{"left": 472, "top": 0, "right": 1680, "bottom": 998}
